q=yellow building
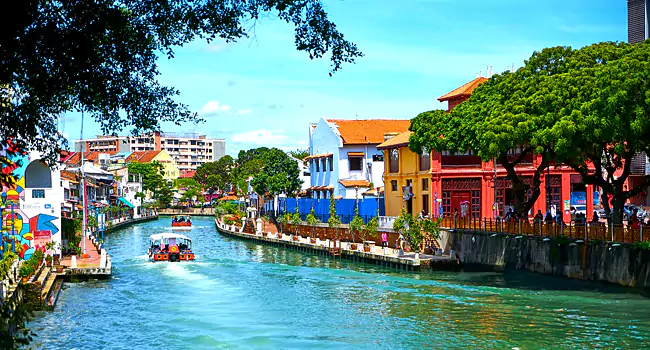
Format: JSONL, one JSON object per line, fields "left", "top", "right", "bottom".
{"left": 126, "top": 150, "right": 180, "bottom": 180}
{"left": 377, "top": 131, "right": 432, "bottom": 217}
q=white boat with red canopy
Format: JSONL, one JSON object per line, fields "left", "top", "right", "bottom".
{"left": 148, "top": 233, "right": 195, "bottom": 262}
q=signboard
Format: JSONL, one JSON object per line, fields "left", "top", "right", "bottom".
{"left": 34, "top": 230, "right": 52, "bottom": 239}
{"left": 564, "top": 199, "right": 571, "bottom": 212}
{"left": 44, "top": 204, "right": 51, "bottom": 209}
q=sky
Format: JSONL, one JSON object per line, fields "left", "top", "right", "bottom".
{"left": 59, "top": 0, "right": 627, "bottom": 156}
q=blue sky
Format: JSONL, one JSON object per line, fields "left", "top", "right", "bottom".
{"left": 60, "top": 0, "right": 627, "bottom": 156}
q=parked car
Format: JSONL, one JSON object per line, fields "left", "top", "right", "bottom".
{"left": 608, "top": 204, "right": 646, "bottom": 221}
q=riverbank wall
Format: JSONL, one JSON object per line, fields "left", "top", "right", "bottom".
{"left": 215, "top": 219, "right": 460, "bottom": 272}
{"left": 439, "top": 229, "right": 650, "bottom": 290}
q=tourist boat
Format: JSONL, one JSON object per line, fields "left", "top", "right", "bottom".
{"left": 171, "top": 215, "right": 192, "bottom": 229}
{"left": 148, "top": 233, "right": 195, "bottom": 262}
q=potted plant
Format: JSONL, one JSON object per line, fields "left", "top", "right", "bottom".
{"left": 306, "top": 208, "right": 319, "bottom": 244}
{"left": 348, "top": 208, "right": 364, "bottom": 251}
{"left": 362, "top": 216, "right": 379, "bottom": 252}
{"left": 290, "top": 207, "right": 302, "bottom": 241}
{"left": 54, "top": 265, "right": 64, "bottom": 273}
{"left": 276, "top": 214, "right": 287, "bottom": 234}
{"left": 327, "top": 196, "right": 342, "bottom": 249}
{"left": 421, "top": 217, "right": 442, "bottom": 254}
{"left": 19, "top": 264, "right": 34, "bottom": 283}
{"left": 45, "top": 255, "right": 53, "bottom": 267}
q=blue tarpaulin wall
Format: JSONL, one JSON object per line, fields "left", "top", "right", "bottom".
{"left": 277, "top": 197, "right": 384, "bottom": 224}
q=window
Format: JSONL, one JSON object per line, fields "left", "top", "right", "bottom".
{"left": 349, "top": 157, "right": 362, "bottom": 171}
{"left": 25, "top": 160, "right": 52, "bottom": 188}
{"left": 32, "top": 189, "right": 45, "bottom": 198}
{"left": 422, "top": 178, "right": 429, "bottom": 191}
{"left": 389, "top": 149, "right": 399, "bottom": 173}
{"left": 419, "top": 148, "right": 430, "bottom": 171}
{"left": 315, "top": 159, "right": 320, "bottom": 172}
{"left": 422, "top": 194, "right": 429, "bottom": 215}
{"left": 391, "top": 180, "right": 398, "bottom": 191}
{"left": 328, "top": 156, "right": 333, "bottom": 172}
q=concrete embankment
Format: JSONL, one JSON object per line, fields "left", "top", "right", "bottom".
{"left": 215, "top": 219, "right": 460, "bottom": 272}
{"left": 439, "top": 229, "right": 650, "bottom": 290}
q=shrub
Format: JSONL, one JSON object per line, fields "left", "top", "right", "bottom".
{"left": 19, "top": 264, "right": 34, "bottom": 278}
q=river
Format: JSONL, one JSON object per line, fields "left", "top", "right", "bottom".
{"left": 28, "top": 216, "right": 650, "bottom": 349}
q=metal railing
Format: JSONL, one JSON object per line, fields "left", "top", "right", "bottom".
{"left": 441, "top": 217, "right": 650, "bottom": 244}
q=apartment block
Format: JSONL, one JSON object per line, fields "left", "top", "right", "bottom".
{"left": 74, "top": 135, "right": 130, "bottom": 153}
{"left": 75, "top": 132, "right": 226, "bottom": 172}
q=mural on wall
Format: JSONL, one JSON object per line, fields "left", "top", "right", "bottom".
{"left": 1, "top": 146, "right": 59, "bottom": 260}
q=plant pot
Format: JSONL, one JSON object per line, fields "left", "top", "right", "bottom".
{"left": 363, "top": 245, "right": 371, "bottom": 253}
{"left": 310, "top": 238, "right": 316, "bottom": 244}
{"left": 292, "top": 236, "right": 299, "bottom": 242}
{"left": 55, "top": 266, "right": 64, "bottom": 273}
{"left": 277, "top": 234, "right": 283, "bottom": 239}
{"left": 424, "top": 247, "right": 434, "bottom": 255}
{"left": 21, "top": 277, "right": 29, "bottom": 284}
{"left": 46, "top": 261, "right": 52, "bottom": 267}
{"left": 350, "top": 243, "right": 358, "bottom": 250}
{"left": 82, "top": 253, "right": 89, "bottom": 259}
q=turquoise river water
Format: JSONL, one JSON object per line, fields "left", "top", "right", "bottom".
{"left": 28, "top": 216, "right": 650, "bottom": 349}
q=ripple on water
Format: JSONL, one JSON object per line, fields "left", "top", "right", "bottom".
{"left": 27, "top": 216, "right": 650, "bottom": 350}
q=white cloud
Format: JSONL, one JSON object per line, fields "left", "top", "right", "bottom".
{"left": 200, "top": 101, "right": 252, "bottom": 116}
{"left": 203, "top": 43, "right": 227, "bottom": 53}
{"left": 231, "top": 130, "right": 288, "bottom": 146}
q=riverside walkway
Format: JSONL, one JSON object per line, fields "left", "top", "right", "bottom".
{"left": 214, "top": 218, "right": 460, "bottom": 271}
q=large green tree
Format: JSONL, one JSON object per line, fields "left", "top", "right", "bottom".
{"left": 250, "top": 148, "right": 302, "bottom": 197}
{"left": 233, "top": 148, "right": 271, "bottom": 195}
{"left": 194, "top": 155, "right": 234, "bottom": 195}
{"left": 409, "top": 42, "right": 638, "bottom": 220}
{"left": 531, "top": 41, "right": 650, "bottom": 224}
{"left": 128, "top": 161, "right": 171, "bottom": 207}
{"left": 0, "top": 0, "right": 362, "bottom": 186}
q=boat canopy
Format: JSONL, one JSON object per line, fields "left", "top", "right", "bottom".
{"left": 149, "top": 233, "right": 191, "bottom": 242}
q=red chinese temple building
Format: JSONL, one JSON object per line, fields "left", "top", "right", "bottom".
{"left": 429, "top": 77, "right": 597, "bottom": 221}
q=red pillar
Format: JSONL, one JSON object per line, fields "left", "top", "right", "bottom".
{"left": 561, "top": 174, "right": 571, "bottom": 222}
{"left": 538, "top": 174, "right": 547, "bottom": 214}
{"left": 586, "top": 185, "right": 594, "bottom": 219}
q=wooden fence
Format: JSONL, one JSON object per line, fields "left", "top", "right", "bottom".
{"left": 441, "top": 217, "right": 650, "bottom": 244}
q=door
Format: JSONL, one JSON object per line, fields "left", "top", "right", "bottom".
{"left": 451, "top": 191, "right": 471, "bottom": 217}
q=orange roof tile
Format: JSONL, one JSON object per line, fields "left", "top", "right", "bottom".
{"left": 180, "top": 171, "right": 196, "bottom": 178}
{"left": 377, "top": 131, "right": 412, "bottom": 149}
{"left": 126, "top": 150, "right": 161, "bottom": 163}
{"left": 339, "top": 180, "right": 371, "bottom": 188}
{"left": 327, "top": 119, "right": 411, "bottom": 145}
{"left": 61, "top": 170, "right": 79, "bottom": 181}
{"left": 438, "top": 77, "right": 488, "bottom": 102}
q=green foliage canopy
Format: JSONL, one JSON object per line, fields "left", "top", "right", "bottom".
{"left": 1, "top": 0, "right": 362, "bottom": 180}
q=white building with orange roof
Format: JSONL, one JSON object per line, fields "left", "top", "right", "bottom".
{"left": 306, "top": 118, "right": 411, "bottom": 199}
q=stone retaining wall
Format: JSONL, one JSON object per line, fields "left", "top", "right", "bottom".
{"left": 441, "top": 229, "right": 650, "bottom": 290}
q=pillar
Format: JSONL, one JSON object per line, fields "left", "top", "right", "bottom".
{"left": 561, "top": 174, "right": 572, "bottom": 222}
{"left": 586, "top": 185, "right": 594, "bottom": 219}
{"left": 482, "top": 175, "right": 494, "bottom": 218}
{"left": 537, "top": 174, "right": 547, "bottom": 214}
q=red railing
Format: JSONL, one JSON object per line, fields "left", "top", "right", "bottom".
{"left": 440, "top": 217, "right": 650, "bottom": 244}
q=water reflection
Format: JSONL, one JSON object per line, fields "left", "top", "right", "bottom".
{"left": 27, "top": 217, "right": 650, "bottom": 350}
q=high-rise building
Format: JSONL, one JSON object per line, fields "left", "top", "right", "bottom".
{"left": 157, "top": 132, "right": 226, "bottom": 173}
{"left": 74, "top": 135, "right": 130, "bottom": 153}
{"left": 628, "top": 0, "right": 649, "bottom": 44}
{"left": 74, "top": 132, "right": 226, "bottom": 172}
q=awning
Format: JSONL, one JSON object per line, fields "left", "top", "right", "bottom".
{"left": 347, "top": 152, "right": 364, "bottom": 157}
{"left": 118, "top": 197, "right": 134, "bottom": 209}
